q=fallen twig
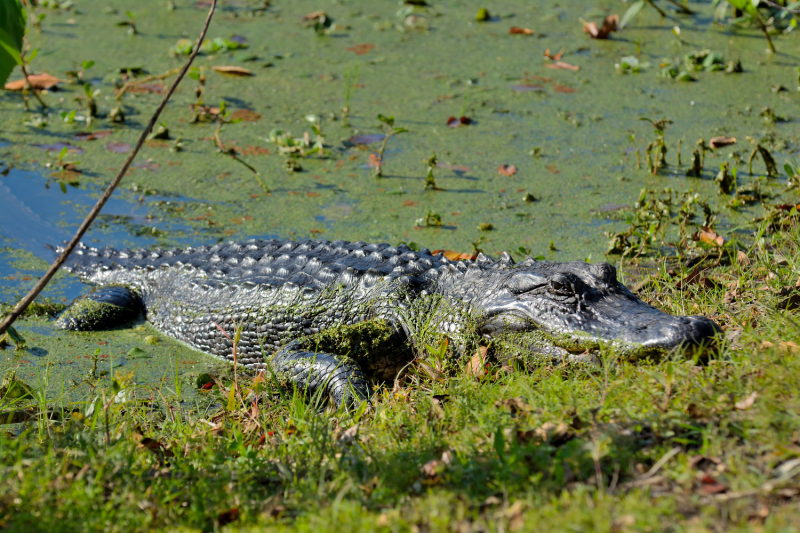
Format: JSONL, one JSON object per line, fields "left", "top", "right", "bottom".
{"left": 213, "top": 124, "right": 270, "bottom": 193}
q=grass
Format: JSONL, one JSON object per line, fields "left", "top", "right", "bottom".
{"left": 2, "top": 224, "right": 800, "bottom": 531}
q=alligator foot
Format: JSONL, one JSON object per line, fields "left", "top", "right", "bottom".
{"left": 268, "top": 342, "right": 370, "bottom": 409}
{"left": 56, "top": 286, "right": 142, "bottom": 331}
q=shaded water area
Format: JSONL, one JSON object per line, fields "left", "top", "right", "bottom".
{"left": 1, "top": 0, "right": 799, "bottom": 401}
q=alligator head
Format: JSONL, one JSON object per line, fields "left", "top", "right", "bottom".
{"left": 472, "top": 255, "right": 722, "bottom": 359}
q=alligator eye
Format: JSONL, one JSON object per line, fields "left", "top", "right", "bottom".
{"left": 548, "top": 279, "right": 572, "bottom": 296}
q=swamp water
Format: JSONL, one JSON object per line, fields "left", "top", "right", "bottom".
{"left": 0, "top": 0, "right": 798, "bottom": 402}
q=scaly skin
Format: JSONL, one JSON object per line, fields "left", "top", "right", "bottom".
{"left": 56, "top": 238, "right": 722, "bottom": 406}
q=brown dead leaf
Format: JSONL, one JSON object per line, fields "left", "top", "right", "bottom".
{"left": 367, "top": 153, "right": 380, "bottom": 168}
{"left": 545, "top": 165, "right": 560, "bottom": 174}
{"left": 545, "top": 61, "right": 580, "bottom": 71}
{"left": 552, "top": 84, "right": 577, "bottom": 93}
{"left": 301, "top": 10, "right": 327, "bottom": 21}
{"left": 544, "top": 48, "right": 564, "bottom": 61}
{"left": 761, "top": 340, "right": 800, "bottom": 354}
{"left": 211, "top": 66, "right": 254, "bottom": 76}
{"left": 347, "top": 43, "right": 374, "bottom": 56}
{"left": 239, "top": 145, "right": 271, "bottom": 156}
{"left": 509, "top": 26, "right": 534, "bottom": 35}
{"left": 505, "top": 500, "right": 526, "bottom": 531}
{"left": 4, "top": 72, "right": 63, "bottom": 91}
{"left": 467, "top": 346, "right": 489, "bottom": 378}
{"left": 695, "top": 227, "right": 724, "bottom": 247}
{"left": 432, "top": 250, "right": 478, "bottom": 261}
{"left": 773, "top": 253, "right": 789, "bottom": 266}
{"left": 675, "top": 265, "right": 721, "bottom": 290}
{"left": 723, "top": 290, "right": 740, "bottom": 305}
{"left": 699, "top": 474, "right": 728, "bottom": 495}
{"left": 447, "top": 116, "right": 472, "bottom": 128}
{"left": 74, "top": 130, "right": 112, "bottom": 141}
{"left": 613, "top": 516, "right": 636, "bottom": 530}
{"left": 481, "top": 496, "right": 502, "bottom": 510}
{"left": 421, "top": 459, "right": 440, "bottom": 477}
{"left": 190, "top": 104, "right": 221, "bottom": 122}
{"left": 230, "top": 109, "right": 262, "bottom": 122}
{"left": 709, "top": 136, "right": 737, "bottom": 149}
{"left": 581, "top": 14, "right": 619, "bottom": 39}
{"left": 737, "top": 250, "right": 751, "bottom": 266}
{"left": 496, "top": 397, "right": 532, "bottom": 417}
{"left": 498, "top": 164, "right": 517, "bottom": 176}
{"left": 531, "top": 421, "right": 573, "bottom": 446}
{"left": 734, "top": 391, "right": 758, "bottom": 411}
{"left": 144, "top": 139, "right": 169, "bottom": 148}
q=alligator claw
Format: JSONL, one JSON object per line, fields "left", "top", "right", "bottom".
{"left": 270, "top": 342, "right": 371, "bottom": 409}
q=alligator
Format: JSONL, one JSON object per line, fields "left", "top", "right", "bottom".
{"left": 56, "top": 238, "right": 722, "bottom": 407}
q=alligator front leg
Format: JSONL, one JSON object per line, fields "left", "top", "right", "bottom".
{"left": 269, "top": 342, "right": 370, "bottom": 409}
{"left": 56, "top": 286, "right": 142, "bottom": 331}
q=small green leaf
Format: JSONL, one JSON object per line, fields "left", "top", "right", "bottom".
{"left": 0, "top": 0, "right": 25, "bottom": 86}
{"left": 619, "top": 0, "right": 646, "bottom": 30}
{"left": 126, "top": 347, "right": 151, "bottom": 359}
{"left": 393, "top": 127, "right": 408, "bottom": 134}
{"left": 82, "top": 60, "right": 95, "bottom": 70}
{"left": 493, "top": 427, "right": 505, "bottom": 462}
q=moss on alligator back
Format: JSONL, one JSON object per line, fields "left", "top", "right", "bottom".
{"left": 296, "top": 318, "right": 413, "bottom": 382}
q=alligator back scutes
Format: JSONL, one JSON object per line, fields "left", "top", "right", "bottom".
{"left": 59, "top": 239, "right": 516, "bottom": 291}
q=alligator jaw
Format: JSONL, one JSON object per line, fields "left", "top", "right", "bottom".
{"left": 479, "top": 295, "right": 723, "bottom": 360}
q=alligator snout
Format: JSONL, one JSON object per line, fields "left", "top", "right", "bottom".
{"left": 618, "top": 313, "right": 722, "bottom": 354}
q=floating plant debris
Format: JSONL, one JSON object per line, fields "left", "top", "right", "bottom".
{"left": 511, "top": 84, "right": 545, "bottom": 92}
{"left": 4, "top": 73, "right": 63, "bottom": 91}
{"left": 498, "top": 164, "right": 517, "bottom": 176}
{"left": 74, "top": 130, "right": 112, "bottom": 141}
{"left": 105, "top": 141, "right": 131, "bottom": 153}
{"left": 348, "top": 134, "right": 386, "bottom": 145}
{"left": 34, "top": 142, "right": 83, "bottom": 153}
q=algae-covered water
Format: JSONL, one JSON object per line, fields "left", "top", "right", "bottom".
{"left": 1, "top": 0, "right": 798, "bottom": 399}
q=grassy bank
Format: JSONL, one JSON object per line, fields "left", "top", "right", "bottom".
{"left": 2, "top": 226, "right": 800, "bottom": 531}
